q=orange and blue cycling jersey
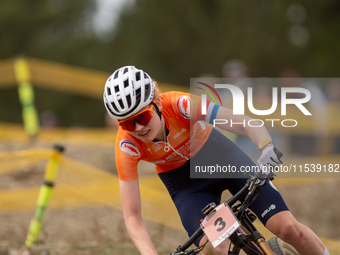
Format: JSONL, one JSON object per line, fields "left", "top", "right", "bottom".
{"left": 115, "top": 91, "right": 220, "bottom": 181}
{"left": 116, "top": 91, "right": 290, "bottom": 246}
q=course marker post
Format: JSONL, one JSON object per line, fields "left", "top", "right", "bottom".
{"left": 14, "top": 57, "right": 40, "bottom": 138}
{"left": 25, "top": 144, "right": 65, "bottom": 247}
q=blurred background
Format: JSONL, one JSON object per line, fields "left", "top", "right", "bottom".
{"left": 1, "top": 0, "right": 340, "bottom": 254}
{"left": 1, "top": 0, "right": 340, "bottom": 127}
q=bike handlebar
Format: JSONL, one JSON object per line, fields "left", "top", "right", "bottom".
{"left": 170, "top": 172, "right": 274, "bottom": 255}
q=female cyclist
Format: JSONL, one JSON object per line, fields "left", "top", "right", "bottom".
{"left": 103, "top": 66, "right": 328, "bottom": 255}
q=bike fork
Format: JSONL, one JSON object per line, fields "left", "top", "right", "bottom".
{"left": 256, "top": 237, "right": 275, "bottom": 255}
{"left": 239, "top": 214, "right": 275, "bottom": 255}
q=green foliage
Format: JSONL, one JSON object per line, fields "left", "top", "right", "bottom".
{"left": 0, "top": 0, "right": 95, "bottom": 60}
{"left": 1, "top": 0, "right": 340, "bottom": 126}
{"left": 34, "top": 88, "right": 106, "bottom": 127}
{"left": 111, "top": 0, "right": 340, "bottom": 83}
{"left": 2, "top": 0, "right": 340, "bottom": 80}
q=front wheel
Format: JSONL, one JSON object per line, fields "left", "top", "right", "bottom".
{"left": 266, "top": 237, "right": 299, "bottom": 255}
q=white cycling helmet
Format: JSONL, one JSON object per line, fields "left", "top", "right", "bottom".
{"left": 103, "top": 66, "right": 155, "bottom": 120}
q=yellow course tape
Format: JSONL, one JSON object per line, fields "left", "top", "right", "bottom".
{"left": 0, "top": 147, "right": 340, "bottom": 252}
{"left": 0, "top": 149, "right": 52, "bottom": 175}
{"left": 0, "top": 122, "right": 117, "bottom": 146}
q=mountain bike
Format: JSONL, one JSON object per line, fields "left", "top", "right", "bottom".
{"left": 169, "top": 171, "right": 299, "bottom": 255}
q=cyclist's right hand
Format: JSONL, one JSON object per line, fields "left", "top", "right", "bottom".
{"left": 257, "top": 146, "right": 283, "bottom": 175}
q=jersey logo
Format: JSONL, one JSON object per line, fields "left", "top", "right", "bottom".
{"left": 120, "top": 140, "right": 141, "bottom": 157}
{"left": 177, "top": 96, "right": 192, "bottom": 119}
{"left": 152, "top": 143, "right": 162, "bottom": 152}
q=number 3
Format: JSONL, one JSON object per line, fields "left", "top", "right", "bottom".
{"left": 214, "top": 217, "right": 226, "bottom": 232}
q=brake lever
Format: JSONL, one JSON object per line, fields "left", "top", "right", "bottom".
{"left": 266, "top": 171, "right": 276, "bottom": 181}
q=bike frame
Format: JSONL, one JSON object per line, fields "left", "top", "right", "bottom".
{"left": 171, "top": 173, "right": 275, "bottom": 255}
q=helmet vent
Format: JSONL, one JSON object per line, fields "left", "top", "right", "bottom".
{"left": 136, "top": 87, "right": 141, "bottom": 99}
{"left": 144, "top": 73, "right": 148, "bottom": 79}
{"left": 118, "top": 99, "right": 124, "bottom": 109}
{"left": 112, "top": 102, "right": 118, "bottom": 112}
{"left": 114, "top": 71, "right": 119, "bottom": 79}
{"left": 123, "top": 67, "right": 129, "bottom": 74}
{"left": 107, "top": 87, "right": 111, "bottom": 96}
{"left": 106, "top": 103, "right": 116, "bottom": 115}
{"left": 135, "top": 72, "right": 141, "bottom": 81}
{"left": 124, "top": 79, "right": 129, "bottom": 88}
{"left": 114, "top": 85, "right": 119, "bottom": 93}
{"left": 144, "top": 84, "right": 150, "bottom": 101}
{"left": 135, "top": 98, "right": 141, "bottom": 109}
{"left": 127, "top": 94, "right": 132, "bottom": 107}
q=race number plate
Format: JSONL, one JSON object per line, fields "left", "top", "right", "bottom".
{"left": 201, "top": 202, "right": 240, "bottom": 248}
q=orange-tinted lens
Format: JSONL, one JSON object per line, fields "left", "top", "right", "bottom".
{"left": 119, "top": 104, "right": 154, "bottom": 131}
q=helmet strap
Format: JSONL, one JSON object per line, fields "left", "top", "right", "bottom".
{"left": 151, "top": 101, "right": 168, "bottom": 143}
{"left": 151, "top": 102, "right": 162, "bottom": 119}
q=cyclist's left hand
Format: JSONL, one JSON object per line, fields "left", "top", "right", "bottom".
{"left": 257, "top": 146, "right": 283, "bottom": 174}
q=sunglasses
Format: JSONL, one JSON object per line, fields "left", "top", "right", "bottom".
{"left": 118, "top": 103, "right": 154, "bottom": 131}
